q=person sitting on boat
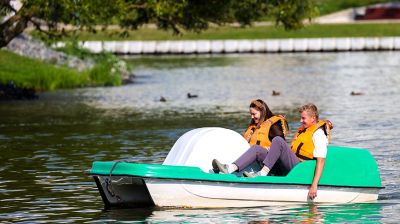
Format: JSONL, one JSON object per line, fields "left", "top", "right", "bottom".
{"left": 212, "top": 98, "right": 289, "bottom": 173}
{"left": 243, "top": 99, "right": 288, "bottom": 150}
{"left": 213, "top": 103, "right": 332, "bottom": 200}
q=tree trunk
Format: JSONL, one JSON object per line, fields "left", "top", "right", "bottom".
{"left": 0, "top": 13, "right": 29, "bottom": 48}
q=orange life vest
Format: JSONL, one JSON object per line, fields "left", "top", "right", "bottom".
{"left": 291, "top": 120, "right": 333, "bottom": 161}
{"left": 243, "top": 115, "right": 288, "bottom": 149}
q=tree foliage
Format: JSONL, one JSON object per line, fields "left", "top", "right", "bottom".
{"left": 1, "top": 0, "right": 318, "bottom": 48}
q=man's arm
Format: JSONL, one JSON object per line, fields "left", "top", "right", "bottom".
{"left": 308, "top": 157, "right": 325, "bottom": 200}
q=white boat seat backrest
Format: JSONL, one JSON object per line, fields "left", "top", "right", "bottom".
{"left": 163, "top": 127, "right": 250, "bottom": 173}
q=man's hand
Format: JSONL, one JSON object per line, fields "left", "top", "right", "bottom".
{"left": 308, "top": 184, "right": 318, "bottom": 200}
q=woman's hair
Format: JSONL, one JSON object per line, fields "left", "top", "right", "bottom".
{"left": 299, "top": 103, "right": 319, "bottom": 120}
{"left": 249, "top": 99, "right": 274, "bottom": 127}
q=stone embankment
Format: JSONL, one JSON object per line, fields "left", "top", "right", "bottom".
{"left": 5, "top": 33, "right": 133, "bottom": 80}
{"left": 74, "top": 37, "right": 400, "bottom": 54}
{"left": 6, "top": 34, "right": 95, "bottom": 71}
{"left": 2, "top": 34, "right": 134, "bottom": 100}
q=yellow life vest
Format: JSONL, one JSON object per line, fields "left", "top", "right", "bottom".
{"left": 291, "top": 120, "right": 333, "bottom": 161}
{"left": 243, "top": 115, "right": 288, "bottom": 149}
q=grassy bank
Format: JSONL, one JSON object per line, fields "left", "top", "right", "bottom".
{"left": 0, "top": 50, "right": 121, "bottom": 91}
{"left": 55, "top": 23, "right": 400, "bottom": 41}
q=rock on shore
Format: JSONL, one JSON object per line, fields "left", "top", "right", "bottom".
{"left": 2, "top": 33, "right": 134, "bottom": 100}
{"left": 5, "top": 33, "right": 95, "bottom": 71}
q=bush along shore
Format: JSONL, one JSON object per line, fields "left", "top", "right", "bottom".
{"left": 0, "top": 34, "right": 134, "bottom": 100}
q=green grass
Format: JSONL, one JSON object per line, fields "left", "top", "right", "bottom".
{"left": 0, "top": 50, "right": 121, "bottom": 91}
{"left": 56, "top": 23, "right": 400, "bottom": 41}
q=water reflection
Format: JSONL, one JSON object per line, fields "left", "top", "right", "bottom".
{"left": 96, "top": 203, "right": 383, "bottom": 223}
{"left": 123, "top": 54, "right": 238, "bottom": 69}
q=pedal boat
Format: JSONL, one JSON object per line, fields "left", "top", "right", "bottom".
{"left": 88, "top": 128, "right": 382, "bottom": 208}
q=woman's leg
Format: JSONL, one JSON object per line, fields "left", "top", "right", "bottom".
{"left": 233, "top": 145, "right": 268, "bottom": 171}
{"left": 262, "top": 136, "right": 300, "bottom": 173}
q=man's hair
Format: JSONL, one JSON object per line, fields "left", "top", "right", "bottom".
{"left": 299, "top": 103, "right": 319, "bottom": 120}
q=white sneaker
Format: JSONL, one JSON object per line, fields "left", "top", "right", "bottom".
{"left": 243, "top": 171, "right": 260, "bottom": 178}
{"left": 212, "top": 159, "right": 229, "bottom": 174}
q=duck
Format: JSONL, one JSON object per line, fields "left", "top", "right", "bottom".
{"left": 350, "top": 91, "right": 364, "bottom": 96}
{"left": 187, "top": 93, "right": 198, "bottom": 98}
{"left": 272, "top": 90, "right": 280, "bottom": 96}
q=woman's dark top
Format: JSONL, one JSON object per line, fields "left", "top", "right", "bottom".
{"left": 268, "top": 121, "right": 285, "bottom": 141}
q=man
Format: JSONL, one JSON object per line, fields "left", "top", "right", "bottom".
{"left": 213, "top": 103, "right": 332, "bottom": 199}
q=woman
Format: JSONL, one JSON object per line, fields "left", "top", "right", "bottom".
{"left": 214, "top": 103, "right": 332, "bottom": 200}
{"left": 212, "top": 99, "right": 288, "bottom": 174}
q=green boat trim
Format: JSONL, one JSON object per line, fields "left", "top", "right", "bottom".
{"left": 89, "top": 146, "right": 382, "bottom": 188}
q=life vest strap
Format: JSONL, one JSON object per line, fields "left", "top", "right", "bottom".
{"left": 295, "top": 142, "right": 315, "bottom": 160}
{"left": 246, "top": 127, "right": 256, "bottom": 143}
{"left": 296, "top": 154, "right": 315, "bottom": 161}
{"left": 295, "top": 142, "right": 303, "bottom": 155}
{"left": 298, "top": 128, "right": 307, "bottom": 134}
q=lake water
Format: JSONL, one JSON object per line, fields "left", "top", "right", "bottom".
{"left": 1, "top": 52, "right": 399, "bottom": 223}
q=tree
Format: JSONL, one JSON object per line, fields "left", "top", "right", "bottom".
{"left": 0, "top": 0, "right": 317, "bottom": 48}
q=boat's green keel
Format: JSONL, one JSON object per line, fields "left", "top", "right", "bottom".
{"left": 93, "top": 175, "right": 154, "bottom": 208}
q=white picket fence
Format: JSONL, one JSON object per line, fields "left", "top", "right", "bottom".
{"left": 58, "top": 37, "right": 400, "bottom": 54}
